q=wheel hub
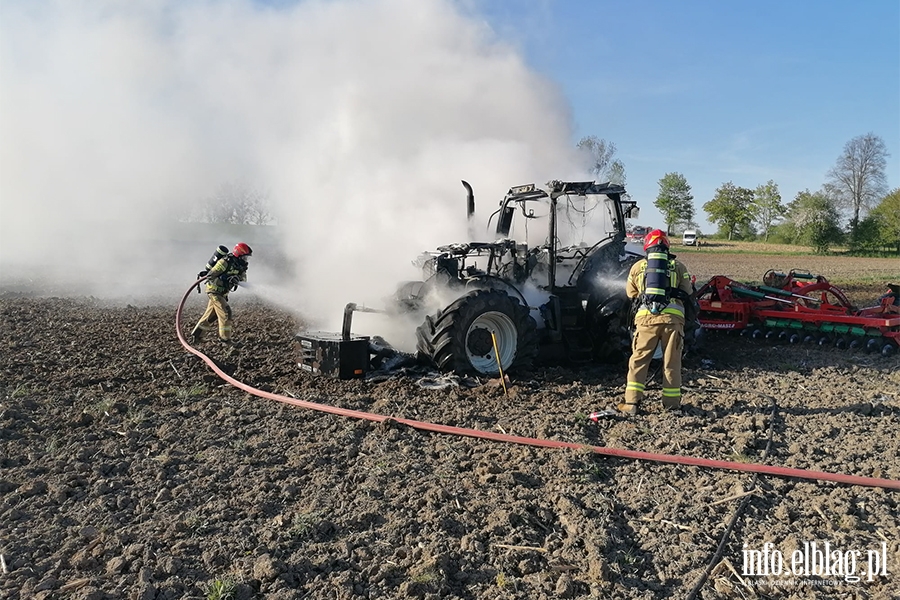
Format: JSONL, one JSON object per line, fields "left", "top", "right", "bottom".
{"left": 466, "top": 327, "right": 494, "bottom": 357}
{"left": 465, "top": 310, "right": 518, "bottom": 374}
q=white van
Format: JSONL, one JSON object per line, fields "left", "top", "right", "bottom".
{"left": 683, "top": 230, "right": 698, "bottom": 246}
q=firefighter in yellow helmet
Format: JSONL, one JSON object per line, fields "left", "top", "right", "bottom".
{"left": 620, "top": 230, "right": 693, "bottom": 415}
{"left": 190, "top": 243, "right": 252, "bottom": 346}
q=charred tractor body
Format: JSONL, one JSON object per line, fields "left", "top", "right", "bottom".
{"left": 387, "top": 180, "right": 642, "bottom": 375}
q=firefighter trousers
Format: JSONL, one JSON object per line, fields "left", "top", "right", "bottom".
{"left": 192, "top": 293, "right": 233, "bottom": 341}
{"left": 624, "top": 316, "right": 684, "bottom": 409}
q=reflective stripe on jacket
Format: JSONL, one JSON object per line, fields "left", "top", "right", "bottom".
{"left": 205, "top": 255, "right": 248, "bottom": 294}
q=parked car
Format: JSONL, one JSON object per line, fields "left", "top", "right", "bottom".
{"left": 683, "top": 230, "right": 698, "bottom": 246}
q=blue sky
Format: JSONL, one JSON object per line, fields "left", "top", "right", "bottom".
{"left": 476, "top": 0, "right": 900, "bottom": 233}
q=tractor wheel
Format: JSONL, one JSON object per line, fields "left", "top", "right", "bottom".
{"left": 415, "top": 289, "right": 538, "bottom": 375}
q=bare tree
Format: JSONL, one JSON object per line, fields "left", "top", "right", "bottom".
{"left": 825, "top": 133, "right": 889, "bottom": 234}
{"left": 576, "top": 136, "right": 626, "bottom": 185}
{"left": 186, "top": 181, "right": 273, "bottom": 225}
{"left": 241, "top": 186, "right": 272, "bottom": 225}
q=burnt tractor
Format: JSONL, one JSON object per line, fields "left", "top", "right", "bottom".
{"left": 387, "top": 179, "right": 643, "bottom": 375}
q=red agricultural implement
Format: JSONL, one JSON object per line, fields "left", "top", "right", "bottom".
{"left": 695, "top": 269, "right": 900, "bottom": 357}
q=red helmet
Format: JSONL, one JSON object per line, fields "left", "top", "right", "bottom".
{"left": 643, "top": 229, "right": 669, "bottom": 251}
{"left": 233, "top": 242, "right": 253, "bottom": 257}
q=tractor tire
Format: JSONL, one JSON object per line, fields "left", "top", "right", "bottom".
{"left": 416, "top": 289, "right": 538, "bottom": 375}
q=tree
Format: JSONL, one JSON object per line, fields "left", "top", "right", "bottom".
{"left": 185, "top": 181, "right": 273, "bottom": 225}
{"left": 850, "top": 215, "right": 885, "bottom": 252}
{"left": 870, "top": 188, "right": 900, "bottom": 252}
{"left": 825, "top": 132, "right": 889, "bottom": 235}
{"left": 787, "top": 190, "right": 842, "bottom": 254}
{"left": 703, "top": 182, "right": 755, "bottom": 240}
{"left": 654, "top": 172, "right": 695, "bottom": 235}
{"left": 577, "top": 136, "right": 626, "bottom": 185}
{"left": 752, "top": 180, "right": 786, "bottom": 242}
{"left": 607, "top": 161, "right": 627, "bottom": 187}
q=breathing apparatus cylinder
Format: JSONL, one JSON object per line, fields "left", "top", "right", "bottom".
{"left": 643, "top": 247, "right": 671, "bottom": 315}
{"left": 204, "top": 245, "right": 230, "bottom": 273}
{"left": 194, "top": 245, "right": 230, "bottom": 293}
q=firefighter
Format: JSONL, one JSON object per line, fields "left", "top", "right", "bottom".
{"left": 620, "top": 229, "right": 693, "bottom": 415}
{"left": 190, "top": 243, "right": 252, "bottom": 345}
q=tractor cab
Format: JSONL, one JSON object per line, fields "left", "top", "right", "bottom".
{"left": 486, "top": 180, "right": 638, "bottom": 291}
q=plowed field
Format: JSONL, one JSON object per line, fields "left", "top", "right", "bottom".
{"left": 1, "top": 274, "right": 899, "bottom": 599}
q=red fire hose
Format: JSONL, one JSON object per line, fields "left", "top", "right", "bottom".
{"left": 176, "top": 282, "right": 900, "bottom": 491}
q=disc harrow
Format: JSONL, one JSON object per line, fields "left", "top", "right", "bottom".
{"left": 695, "top": 270, "right": 900, "bottom": 357}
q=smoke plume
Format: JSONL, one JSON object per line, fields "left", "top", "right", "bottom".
{"left": 0, "top": 0, "right": 587, "bottom": 334}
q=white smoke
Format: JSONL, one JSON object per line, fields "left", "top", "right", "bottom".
{"left": 0, "top": 0, "right": 590, "bottom": 330}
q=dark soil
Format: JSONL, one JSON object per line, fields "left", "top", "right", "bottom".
{"left": 2, "top": 289, "right": 898, "bottom": 600}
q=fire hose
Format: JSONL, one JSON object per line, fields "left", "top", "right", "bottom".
{"left": 175, "top": 280, "right": 900, "bottom": 491}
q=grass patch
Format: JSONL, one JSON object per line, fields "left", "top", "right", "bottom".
{"left": 496, "top": 571, "right": 508, "bottom": 588}
{"left": 126, "top": 406, "right": 150, "bottom": 426}
{"left": 728, "top": 452, "right": 754, "bottom": 463}
{"left": 176, "top": 384, "right": 209, "bottom": 402}
{"left": 289, "top": 511, "right": 322, "bottom": 537}
{"left": 677, "top": 246, "right": 816, "bottom": 256}
{"left": 205, "top": 577, "right": 236, "bottom": 600}
{"left": 45, "top": 433, "right": 62, "bottom": 456}
{"left": 581, "top": 460, "right": 612, "bottom": 482}
{"left": 86, "top": 397, "right": 116, "bottom": 417}
{"left": 673, "top": 240, "right": 817, "bottom": 255}
{"left": 10, "top": 385, "right": 30, "bottom": 399}
{"left": 614, "top": 546, "right": 645, "bottom": 572}
{"left": 411, "top": 569, "right": 439, "bottom": 584}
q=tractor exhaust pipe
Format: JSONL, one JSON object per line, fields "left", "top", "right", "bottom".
{"left": 462, "top": 180, "right": 475, "bottom": 219}
{"left": 462, "top": 180, "right": 476, "bottom": 240}
{"left": 342, "top": 302, "right": 383, "bottom": 340}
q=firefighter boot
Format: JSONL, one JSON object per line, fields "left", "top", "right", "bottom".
{"left": 661, "top": 396, "right": 681, "bottom": 411}
{"left": 616, "top": 401, "right": 639, "bottom": 416}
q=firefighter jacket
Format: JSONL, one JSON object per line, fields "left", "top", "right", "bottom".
{"left": 205, "top": 255, "right": 248, "bottom": 295}
{"left": 626, "top": 257, "right": 693, "bottom": 323}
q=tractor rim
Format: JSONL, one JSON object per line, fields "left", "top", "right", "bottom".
{"left": 466, "top": 311, "right": 517, "bottom": 373}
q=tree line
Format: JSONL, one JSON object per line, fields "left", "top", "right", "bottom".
{"left": 180, "top": 181, "right": 273, "bottom": 226}
{"left": 651, "top": 133, "right": 897, "bottom": 253}
{"left": 184, "top": 133, "right": 895, "bottom": 255}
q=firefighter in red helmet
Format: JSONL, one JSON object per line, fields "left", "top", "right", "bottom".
{"left": 190, "top": 243, "right": 253, "bottom": 346}
{"left": 620, "top": 230, "right": 693, "bottom": 415}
